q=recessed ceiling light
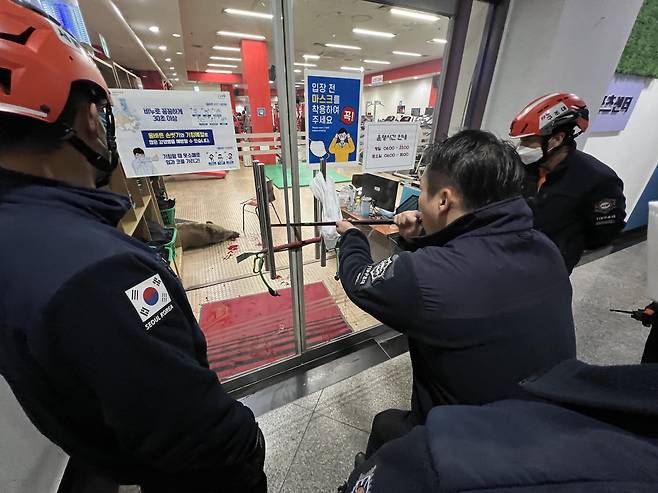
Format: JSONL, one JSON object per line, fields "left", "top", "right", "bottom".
{"left": 172, "top": 33, "right": 181, "bottom": 38}
{"left": 363, "top": 59, "right": 390, "bottom": 65}
{"left": 341, "top": 66, "right": 364, "bottom": 72}
{"left": 393, "top": 50, "right": 422, "bottom": 57}
{"left": 430, "top": 38, "right": 448, "bottom": 44}
{"left": 172, "top": 73, "right": 177, "bottom": 76}
{"left": 210, "top": 56, "right": 241, "bottom": 62}
{"left": 206, "top": 69, "right": 233, "bottom": 74}
{"left": 293, "top": 69, "right": 301, "bottom": 73}
{"left": 217, "top": 31, "right": 266, "bottom": 40}
{"left": 176, "top": 51, "right": 183, "bottom": 55}
{"left": 352, "top": 28, "right": 396, "bottom": 38}
{"left": 165, "top": 57, "right": 172, "bottom": 62}
{"left": 294, "top": 62, "right": 316, "bottom": 67}
{"left": 148, "top": 26, "right": 160, "bottom": 33}
{"left": 213, "top": 45, "right": 241, "bottom": 52}
{"left": 224, "top": 8, "right": 273, "bottom": 19}
{"left": 303, "top": 54, "right": 320, "bottom": 59}
{"left": 208, "top": 63, "right": 238, "bottom": 68}
{"left": 174, "top": 78, "right": 180, "bottom": 81}
{"left": 157, "top": 45, "right": 167, "bottom": 51}
{"left": 169, "top": 66, "right": 175, "bottom": 69}
{"left": 390, "top": 8, "right": 440, "bottom": 22}
{"left": 325, "top": 43, "right": 361, "bottom": 51}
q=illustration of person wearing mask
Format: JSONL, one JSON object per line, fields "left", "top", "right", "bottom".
{"left": 131, "top": 148, "right": 158, "bottom": 177}
{"left": 329, "top": 128, "right": 355, "bottom": 163}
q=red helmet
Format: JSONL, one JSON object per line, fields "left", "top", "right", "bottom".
{"left": 510, "top": 93, "right": 589, "bottom": 139}
{"left": 0, "top": 0, "right": 110, "bottom": 124}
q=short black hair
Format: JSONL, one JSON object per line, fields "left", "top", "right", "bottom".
{"left": 0, "top": 82, "right": 102, "bottom": 156}
{"left": 423, "top": 129, "right": 524, "bottom": 210}
{"left": 133, "top": 148, "right": 145, "bottom": 155}
{"left": 337, "top": 128, "right": 348, "bottom": 134}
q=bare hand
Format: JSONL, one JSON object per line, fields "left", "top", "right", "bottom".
{"left": 336, "top": 220, "right": 357, "bottom": 235}
{"left": 394, "top": 211, "right": 423, "bottom": 240}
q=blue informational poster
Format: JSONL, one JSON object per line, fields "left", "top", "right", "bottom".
{"left": 112, "top": 89, "right": 239, "bottom": 177}
{"left": 305, "top": 70, "right": 363, "bottom": 167}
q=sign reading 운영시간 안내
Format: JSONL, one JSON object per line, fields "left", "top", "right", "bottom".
{"left": 363, "top": 122, "right": 421, "bottom": 173}
{"left": 590, "top": 74, "right": 645, "bottom": 133}
{"left": 111, "top": 89, "right": 240, "bottom": 178}
{"left": 305, "top": 69, "right": 363, "bottom": 167}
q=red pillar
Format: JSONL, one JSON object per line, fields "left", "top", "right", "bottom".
{"left": 240, "top": 39, "right": 275, "bottom": 164}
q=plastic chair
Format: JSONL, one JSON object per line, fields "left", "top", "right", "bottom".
{"left": 241, "top": 179, "right": 282, "bottom": 231}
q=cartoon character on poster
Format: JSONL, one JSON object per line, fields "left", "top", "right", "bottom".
{"left": 328, "top": 128, "right": 355, "bottom": 163}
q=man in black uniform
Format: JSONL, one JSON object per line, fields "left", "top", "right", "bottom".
{"left": 511, "top": 93, "right": 626, "bottom": 273}
{"left": 0, "top": 2, "right": 265, "bottom": 491}
{"left": 336, "top": 130, "right": 576, "bottom": 456}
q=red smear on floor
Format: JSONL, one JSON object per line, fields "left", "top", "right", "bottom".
{"left": 199, "top": 282, "right": 352, "bottom": 380}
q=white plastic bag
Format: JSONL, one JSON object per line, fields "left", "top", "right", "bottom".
{"left": 310, "top": 172, "right": 342, "bottom": 249}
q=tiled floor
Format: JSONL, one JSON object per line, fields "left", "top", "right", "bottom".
{"left": 247, "top": 240, "right": 651, "bottom": 492}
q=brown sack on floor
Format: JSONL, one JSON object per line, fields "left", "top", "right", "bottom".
{"left": 177, "top": 221, "right": 240, "bottom": 250}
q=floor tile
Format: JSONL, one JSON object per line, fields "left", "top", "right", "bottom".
{"left": 313, "top": 353, "right": 413, "bottom": 432}
{"left": 279, "top": 414, "right": 368, "bottom": 493}
{"left": 292, "top": 390, "right": 323, "bottom": 411}
{"left": 257, "top": 402, "right": 313, "bottom": 493}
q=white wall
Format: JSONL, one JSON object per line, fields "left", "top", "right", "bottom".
{"left": 584, "top": 78, "right": 658, "bottom": 216}
{"left": 482, "top": 0, "right": 643, "bottom": 141}
{"left": 363, "top": 77, "right": 432, "bottom": 119}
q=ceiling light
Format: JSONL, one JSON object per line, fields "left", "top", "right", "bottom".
{"left": 176, "top": 51, "right": 183, "bottom": 55}
{"left": 325, "top": 43, "right": 361, "bottom": 51}
{"left": 206, "top": 69, "right": 233, "bottom": 74}
{"left": 174, "top": 78, "right": 180, "bottom": 81}
{"left": 293, "top": 69, "right": 301, "bottom": 73}
{"left": 413, "top": 76, "right": 419, "bottom": 80}
{"left": 388, "top": 81, "right": 392, "bottom": 84}
{"left": 213, "top": 45, "right": 241, "bottom": 52}
{"left": 269, "top": 80, "right": 274, "bottom": 84}
{"left": 165, "top": 57, "right": 172, "bottom": 62}
{"left": 172, "top": 33, "right": 181, "bottom": 38}
{"left": 341, "top": 66, "right": 364, "bottom": 72}
{"left": 169, "top": 66, "right": 175, "bottom": 69}
{"left": 157, "top": 45, "right": 167, "bottom": 51}
{"left": 390, "top": 8, "right": 440, "bottom": 22}
{"left": 364, "top": 59, "right": 390, "bottom": 65}
{"left": 217, "top": 31, "right": 266, "bottom": 40}
{"left": 149, "top": 26, "right": 160, "bottom": 33}
{"left": 430, "top": 38, "right": 448, "bottom": 44}
{"left": 393, "top": 50, "right": 422, "bottom": 57}
{"left": 172, "top": 72, "right": 177, "bottom": 76}
{"left": 224, "top": 8, "right": 273, "bottom": 19}
{"left": 294, "top": 62, "right": 316, "bottom": 67}
{"left": 303, "top": 54, "right": 320, "bottom": 60}
{"left": 208, "top": 63, "right": 238, "bottom": 68}
{"left": 210, "top": 56, "right": 242, "bottom": 62}
{"left": 352, "top": 28, "right": 396, "bottom": 38}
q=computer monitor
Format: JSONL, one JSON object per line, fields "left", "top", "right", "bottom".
{"left": 425, "top": 107, "right": 434, "bottom": 116}
{"left": 411, "top": 107, "right": 421, "bottom": 116}
{"left": 362, "top": 174, "right": 399, "bottom": 212}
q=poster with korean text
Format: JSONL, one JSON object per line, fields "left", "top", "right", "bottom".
{"left": 111, "top": 89, "right": 239, "bottom": 177}
{"left": 305, "top": 70, "right": 363, "bottom": 167}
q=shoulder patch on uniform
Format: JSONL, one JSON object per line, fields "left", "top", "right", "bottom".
{"left": 355, "top": 256, "right": 397, "bottom": 288}
{"left": 125, "top": 274, "right": 173, "bottom": 327}
{"left": 594, "top": 198, "right": 616, "bottom": 214}
{"left": 351, "top": 466, "right": 376, "bottom": 493}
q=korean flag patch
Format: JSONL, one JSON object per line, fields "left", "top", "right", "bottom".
{"left": 125, "top": 274, "right": 172, "bottom": 322}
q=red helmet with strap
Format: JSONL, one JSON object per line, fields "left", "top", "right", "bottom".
{"left": 510, "top": 93, "right": 589, "bottom": 139}
{"left": 0, "top": 0, "right": 110, "bottom": 123}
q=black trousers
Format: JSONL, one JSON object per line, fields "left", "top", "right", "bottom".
{"left": 642, "top": 323, "right": 658, "bottom": 363}
{"left": 365, "top": 409, "right": 418, "bottom": 458}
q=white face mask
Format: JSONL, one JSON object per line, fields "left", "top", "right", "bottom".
{"left": 516, "top": 145, "right": 544, "bottom": 165}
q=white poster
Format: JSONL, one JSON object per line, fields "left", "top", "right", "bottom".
{"left": 363, "top": 122, "right": 421, "bottom": 173}
{"left": 111, "top": 89, "right": 239, "bottom": 177}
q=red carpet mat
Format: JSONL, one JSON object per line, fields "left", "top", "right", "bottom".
{"left": 199, "top": 282, "right": 352, "bottom": 380}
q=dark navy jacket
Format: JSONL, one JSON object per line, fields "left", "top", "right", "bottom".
{"left": 339, "top": 197, "right": 576, "bottom": 423}
{"left": 345, "top": 360, "right": 658, "bottom": 492}
{"left": 0, "top": 168, "right": 261, "bottom": 491}
{"left": 523, "top": 148, "right": 626, "bottom": 273}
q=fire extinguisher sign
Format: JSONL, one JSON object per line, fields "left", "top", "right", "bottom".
{"left": 305, "top": 69, "right": 363, "bottom": 167}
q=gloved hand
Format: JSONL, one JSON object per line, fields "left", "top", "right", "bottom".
{"left": 632, "top": 302, "right": 658, "bottom": 327}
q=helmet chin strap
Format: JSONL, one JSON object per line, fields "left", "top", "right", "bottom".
{"left": 59, "top": 104, "right": 119, "bottom": 188}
